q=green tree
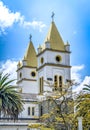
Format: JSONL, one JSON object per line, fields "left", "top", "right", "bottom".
{"left": 38, "top": 81, "right": 77, "bottom": 130}
{"left": 75, "top": 91, "right": 90, "bottom": 130}
{"left": 0, "top": 72, "right": 24, "bottom": 120}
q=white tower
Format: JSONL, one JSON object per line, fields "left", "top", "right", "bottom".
{"left": 37, "top": 20, "right": 71, "bottom": 94}
{"left": 17, "top": 37, "right": 38, "bottom": 94}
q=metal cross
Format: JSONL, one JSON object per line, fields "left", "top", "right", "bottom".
{"left": 29, "top": 34, "right": 32, "bottom": 41}
{"left": 51, "top": 12, "right": 55, "bottom": 21}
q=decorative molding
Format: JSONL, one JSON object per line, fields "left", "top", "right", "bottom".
{"left": 37, "top": 48, "right": 71, "bottom": 57}
{"left": 17, "top": 66, "right": 37, "bottom": 72}
{"left": 17, "top": 78, "right": 37, "bottom": 83}
{"left": 37, "top": 63, "right": 71, "bottom": 71}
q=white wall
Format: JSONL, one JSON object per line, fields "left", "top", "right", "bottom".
{"left": 17, "top": 67, "right": 38, "bottom": 94}
{"left": 21, "top": 80, "right": 38, "bottom": 94}
{"left": 38, "top": 66, "right": 70, "bottom": 82}
{"left": 17, "top": 68, "right": 37, "bottom": 81}
{"left": 19, "top": 102, "right": 39, "bottom": 118}
{"left": 38, "top": 65, "right": 71, "bottom": 92}
{"left": 38, "top": 50, "right": 70, "bottom": 68}
{"left": 0, "top": 125, "right": 39, "bottom": 130}
{"left": 0, "top": 125, "right": 28, "bottom": 130}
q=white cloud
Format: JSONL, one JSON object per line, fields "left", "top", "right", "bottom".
{"left": 0, "top": 1, "right": 23, "bottom": 33}
{"left": 71, "top": 64, "right": 90, "bottom": 92}
{"left": 0, "top": 60, "right": 17, "bottom": 85}
{"left": 0, "top": 1, "right": 46, "bottom": 34}
{"left": 71, "top": 64, "right": 84, "bottom": 83}
{"left": 23, "top": 20, "right": 46, "bottom": 32}
{"left": 75, "top": 76, "right": 90, "bottom": 92}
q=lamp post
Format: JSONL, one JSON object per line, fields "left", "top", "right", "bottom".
{"left": 77, "top": 117, "right": 83, "bottom": 130}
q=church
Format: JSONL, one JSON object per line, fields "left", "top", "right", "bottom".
{"left": 0, "top": 15, "right": 71, "bottom": 130}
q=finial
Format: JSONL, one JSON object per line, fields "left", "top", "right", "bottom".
{"left": 46, "top": 37, "right": 49, "bottom": 42}
{"left": 66, "top": 41, "right": 70, "bottom": 45}
{"left": 38, "top": 44, "right": 41, "bottom": 48}
{"left": 23, "top": 56, "right": 26, "bottom": 60}
{"left": 18, "top": 61, "right": 21, "bottom": 67}
{"left": 29, "top": 34, "right": 32, "bottom": 42}
{"left": 51, "top": 12, "right": 55, "bottom": 22}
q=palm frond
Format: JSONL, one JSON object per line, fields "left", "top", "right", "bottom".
{"left": 83, "top": 84, "right": 90, "bottom": 92}
{"left": 0, "top": 72, "right": 24, "bottom": 119}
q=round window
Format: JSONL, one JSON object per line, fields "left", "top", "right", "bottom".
{"left": 56, "top": 55, "right": 61, "bottom": 62}
{"left": 41, "top": 57, "right": 44, "bottom": 64}
{"left": 31, "top": 71, "right": 36, "bottom": 77}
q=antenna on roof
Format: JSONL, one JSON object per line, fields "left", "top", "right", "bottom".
{"left": 51, "top": 12, "right": 55, "bottom": 22}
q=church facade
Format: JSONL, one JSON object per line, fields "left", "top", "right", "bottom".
{"left": 0, "top": 18, "right": 71, "bottom": 130}
{"left": 17, "top": 18, "right": 71, "bottom": 120}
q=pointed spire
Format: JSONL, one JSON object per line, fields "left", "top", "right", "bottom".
{"left": 17, "top": 61, "right": 22, "bottom": 69}
{"left": 37, "top": 44, "right": 42, "bottom": 54}
{"left": 18, "top": 61, "right": 21, "bottom": 67}
{"left": 66, "top": 41, "right": 70, "bottom": 46}
{"left": 38, "top": 44, "right": 42, "bottom": 48}
{"left": 43, "top": 21, "right": 65, "bottom": 51}
{"left": 24, "top": 37, "right": 37, "bottom": 67}
{"left": 23, "top": 56, "right": 26, "bottom": 61}
{"left": 65, "top": 41, "right": 70, "bottom": 51}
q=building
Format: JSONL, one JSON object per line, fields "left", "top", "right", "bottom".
{"left": 0, "top": 15, "right": 71, "bottom": 130}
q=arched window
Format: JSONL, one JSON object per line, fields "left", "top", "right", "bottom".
{"left": 54, "top": 75, "right": 63, "bottom": 91}
{"left": 40, "top": 77, "right": 44, "bottom": 93}
{"left": 28, "top": 107, "right": 30, "bottom": 115}
{"left": 59, "top": 76, "right": 62, "bottom": 91}
{"left": 41, "top": 105, "right": 43, "bottom": 116}
{"left": 32, "top": 107, "right": 35, "bottom": 116}
{"left": 54, "top": 75, "right": 58, "bottom": 90}
{"left": 41, "top": 57, "right": 44, "bottom": 64}
{"left": 19, "top": 72, "right": 22, "bottom": 78}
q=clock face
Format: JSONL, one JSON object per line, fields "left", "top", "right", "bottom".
{"left": 56, "top": 55, "right": 61, "bottom": 62}
{"left": 41, "top": 57, "right": 44, "bottom": 64}
{"left": 31, "top": 71, "right": 36, "bottom": 77}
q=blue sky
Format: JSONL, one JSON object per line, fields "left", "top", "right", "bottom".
{"left": 0, "top": 0, "right": 90, "bottom": 91}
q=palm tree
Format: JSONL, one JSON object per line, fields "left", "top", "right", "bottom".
{"left": 83, "top": 84, "right": 90, "bottom": 92}
{"left": 0, "top": 72, "right": 24, "bottom": 120}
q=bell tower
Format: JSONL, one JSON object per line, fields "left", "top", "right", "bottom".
{"left": 17, "top": 35, "right": 38, "bottom": 94}
{"left": 37, "top": 13, "right": 71, "bottom": 94}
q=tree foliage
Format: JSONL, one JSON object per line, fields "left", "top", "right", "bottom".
{"left": 38, "top": 82, "right": 77, "bottom": 130}
{"left": 75, "top": 91, "right": 90, "bottom": 129}
{"left": 0, "top": 72, "right": 24, "bottom": 120}
{"left": 29, "top": 82, "right": 90, "bottom": 130}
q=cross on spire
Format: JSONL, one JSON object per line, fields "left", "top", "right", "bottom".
{"left": 51, "top": 12, "right": 55, "bottom": 22}
{"left": 29, "top": 34, "right": 32, "bottom": 42}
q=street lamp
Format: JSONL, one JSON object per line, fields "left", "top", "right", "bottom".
{"left": 77, "top": 117, "right": 83, "bottom": 130}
